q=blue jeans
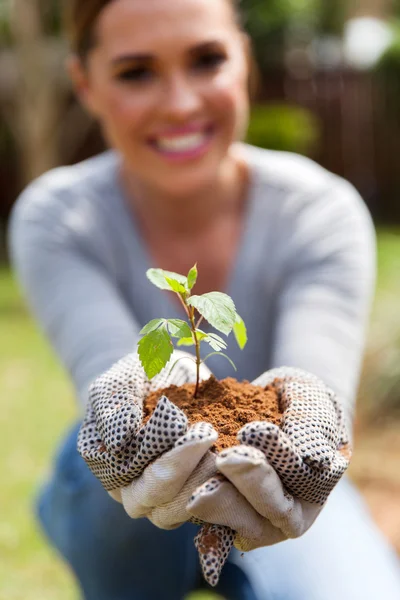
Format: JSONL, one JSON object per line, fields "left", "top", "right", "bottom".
{"left": 36, "top": 423, "right": 400, "bottom": 600}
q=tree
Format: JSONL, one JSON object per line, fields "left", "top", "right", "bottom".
{"left": 0, "top": 0, "right": 90, "bottom": 186}
{"left": 241, "top": 0, "right": 348, "bottom": 71}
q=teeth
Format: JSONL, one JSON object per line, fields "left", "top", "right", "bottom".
{"left": 156, "top": 133, "right": 207, "bottom": 152}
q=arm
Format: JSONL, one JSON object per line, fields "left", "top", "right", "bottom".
{"left": 8, "top": 185, "right": 140, "bottom": 408}
{"left": 187, "top": 179, "right": 376, "bottom": 572}
{"left": 270, "top": 179, "right": 376, "bottom": 428}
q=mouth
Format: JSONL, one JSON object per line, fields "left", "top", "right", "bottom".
{"left": 148, "top": 125, "right": 215, "bottom": 161}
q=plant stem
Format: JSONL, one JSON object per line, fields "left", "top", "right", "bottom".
{"left": 177, "top": 293, "right": 191, "bottom": 318}
{"left": 188, "top": 305, "right": 201, "bottom": 398}
{"left": 195, "top": 315, "right": 204, "bottom": 329}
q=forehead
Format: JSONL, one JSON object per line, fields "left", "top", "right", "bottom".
{"left": 95, "top": 0, "right": 237, "bottom": 54}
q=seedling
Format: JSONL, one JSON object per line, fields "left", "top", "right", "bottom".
{"left": 138, "top": 264, "right": 247, "bottom": 398}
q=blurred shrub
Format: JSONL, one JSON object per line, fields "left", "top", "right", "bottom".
{"left": 246, "top": 104, "right": 320, "bottom": 155}
{"left": 358, "top": 229, "right": 400, "bottom": 423}
{"left": 375, "top": 21, "right": 400, "bottom": 114}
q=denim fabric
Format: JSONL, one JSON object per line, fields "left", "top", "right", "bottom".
{"left": 36, "top": 424, "right": 400, "bottom": 600}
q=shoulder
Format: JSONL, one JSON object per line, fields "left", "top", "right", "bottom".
{"left": 243, "top": 143, "right": 333, "bottom": 193}
{"left": 9, "top": 151, "right": 118, "bottom": 227}
{"left": 242, "top": 144, "right": 373, "bottom": 231}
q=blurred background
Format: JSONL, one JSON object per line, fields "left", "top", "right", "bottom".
{"left": 1, "top": 1, "right": 400, "bottom": 598}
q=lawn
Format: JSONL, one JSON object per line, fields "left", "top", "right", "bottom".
{"left": 1, "top": 227, "right": 399, "bottom": 599}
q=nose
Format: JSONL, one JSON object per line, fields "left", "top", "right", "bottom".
{"left": 161, "top": 73, "right": 202, "bottom": 120}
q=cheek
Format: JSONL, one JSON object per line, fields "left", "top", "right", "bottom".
{"left": 210, "top": 71, "right": 249, "bottom": 137}
{"left": 98, "top": 86, "right": 151, "bottom": 134}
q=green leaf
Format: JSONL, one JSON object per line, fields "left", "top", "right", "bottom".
{"left": 204, "top": 333, "right": 227, "bottom": 352}
{"left": 233, "top": 314, "right": 248, "bottom": 350}
{"left": 194, "top": 329, "right": 209, "bottom": 342}
{"left": 203, "top": 352, "right": 237, "bottom": 372}
{"left": 176, "top": 329, "right": 207, "bottom": 347}
{"left": 138, "top": 325, "right": 174, "bottom": 379}
{"left": 164, "top": 277, "right": 187, "bottom": 294}
{"left": 177, "top": 337, "right": 195, "bottom": 347}
{"left": 139, "top": 318, "right": 165, "bottom": 336}
{"left": 167, "top": 319, "right": 192, "bottom": 339}
{"left": 187, "top": 264, "right": 198, "bottom": 290}
{"left": 146, "top": 268, "right": 187, "bottom": 292}
{"left": 187, "top": 292, "right": 236, "bottom": 335}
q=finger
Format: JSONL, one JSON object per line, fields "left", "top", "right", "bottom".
{"left": 187, "top": 474, "right": 283, "bottom": 544}
{"left": 94, "top": 386, "right": 143, "bottom": 453}
{"left": 131, "top": 395, "right": 189, "bottom": 475}
{"left": 329, "top": 389, "right": 352, "bottom": 446}
{"left": 216, "top": 445, "right": 322, "bottom": 538}
{"left": 216, "top": 445, "right": 294, "bottom": 532}
{"left": 78, "top": 395, "right": 188, "bottom": 491}
{"left": 146, "top": 451, "right": 217, "bottom": 529}
{"left": 251, "top": 366, "right": 319, "bottom": 393}
{"left": 121, "top": 423, "right": 217, "bottom": 517}
{"left": 194, "top": 524, "right": 235, "bottom": 588}
{"left": 252, "top": 368, "right": 340, "bottom": 468}
{"left": 280, "top": 378, "right": 339, "bottom": 468}
{"left": 90, "top": 353, "right": 149, "bottom": 412}
{"left": 108, "top": 489, "right": 122, "bottom": 503}
{"left": 239, "top": 422, "right": 349, "bottom": 504}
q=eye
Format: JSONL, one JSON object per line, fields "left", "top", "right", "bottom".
{"left": 115, "top": 66, "right": 153, "bottom": 83}
{"left": 194, "top": 52, "right": 227, "bottom": 71}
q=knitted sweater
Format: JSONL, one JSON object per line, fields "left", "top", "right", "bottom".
{"left": 8, "top": 144, "right": 375, "bottom": 424}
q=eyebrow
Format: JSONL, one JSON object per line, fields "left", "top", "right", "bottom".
{"left": 110, "top": 40, "right": 224, "bottom": 66}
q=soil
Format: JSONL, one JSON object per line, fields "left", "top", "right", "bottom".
{"left": 144, "top": 375, "right": 283, "bottom": 452}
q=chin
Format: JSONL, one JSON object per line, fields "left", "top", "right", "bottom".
{"left": 157, "top": 165, "right": 222, "bottom": 198}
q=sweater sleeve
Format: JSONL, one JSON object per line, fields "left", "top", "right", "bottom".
{"left": 7, "top": 185, "right": 140, "bottom": 409}
{"left": 269, "top": 179, "right": 376, "bottom": 429}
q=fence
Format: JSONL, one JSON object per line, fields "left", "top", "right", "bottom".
{"left": 259, "top": 69, "right": 400, "bottom": 223}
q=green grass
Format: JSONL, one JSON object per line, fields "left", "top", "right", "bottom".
{"left": 372, "top": 228, "right": 400, "bottom": 331}
{"left": 0, "top": 227, "right": 399, "bottom": 599}
{"left": 359, "top": 228, "right": 400, "bottom": 417}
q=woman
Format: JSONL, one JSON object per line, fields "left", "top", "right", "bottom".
{"left": 8, "top": 0, "right": 400, "bottom": 598}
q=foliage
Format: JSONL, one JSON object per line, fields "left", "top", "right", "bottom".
{"left": 246, "top": 104, "right": 320, "bottom": 155}
{"left": 317, "top": 0, "right": 347, "bottom": 36}
{"left": 358, "top": 228, "right": 400, "bottom": 422}
{"left": 0, "top": 0, "right": 11, "bottom": 46}
{"left": 241, "top": 0, "right": 347, "bottom": 70}
{"left": 374, "top": 21, "right": 400, "bottom": 113}
{"left": 139, "top": 265, "right": 247, "bottom": 395}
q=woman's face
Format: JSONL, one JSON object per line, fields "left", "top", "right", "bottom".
{"left": 72, "top": 0, "right": 250, "bottom": 196}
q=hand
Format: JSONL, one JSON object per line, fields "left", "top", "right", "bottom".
{"left": 77, "top": 350, "right": 219, "bottom": 529}
{"left": 187, "top": 367, "right": 351, "bottom": 580}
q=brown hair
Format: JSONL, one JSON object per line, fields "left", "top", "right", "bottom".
{"left": 64, "top": 0, "right": 242, "bottom": 60}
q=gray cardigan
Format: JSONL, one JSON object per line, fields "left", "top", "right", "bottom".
{"left": 8, "top": 144, "right": 376, "bottom": 426}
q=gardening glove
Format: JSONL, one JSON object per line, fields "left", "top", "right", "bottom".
{"left": 77, "top": 350, "right": 219, "bottom": 530}
{"left": 187, "top": 367, "right": 352, "bottom": 584}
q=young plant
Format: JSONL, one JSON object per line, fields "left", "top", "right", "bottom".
{"left": 138, "top": 264, "right": 247, "bottom": 398}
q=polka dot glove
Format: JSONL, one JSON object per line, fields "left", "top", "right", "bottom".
{"left": 77, "top": 351, "right": 220, "bottom": 530}
{"left": 187, "top": 367, "right": 352, "bottom": 584}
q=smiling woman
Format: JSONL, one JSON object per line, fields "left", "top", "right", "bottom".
{"left": 7, "top": 0, "right": 400, "bottom": 599}
{"left": 65, "top": 0, "right": 250, "bottom": 204}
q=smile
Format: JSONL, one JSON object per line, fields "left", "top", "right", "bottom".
{"left": 156, "top": 132, "right": 209, "bottom": 153}
{"left": 149, "top": 126, "right": 214, "bottom": 161}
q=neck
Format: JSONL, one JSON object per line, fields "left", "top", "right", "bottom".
{"left": 119, "top": 149, "right": 249, "bottom": 237}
